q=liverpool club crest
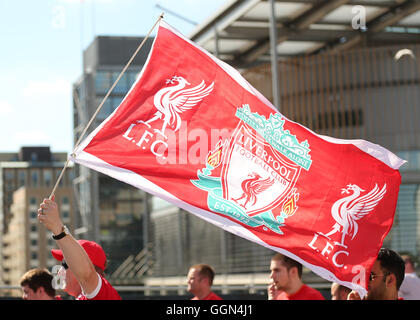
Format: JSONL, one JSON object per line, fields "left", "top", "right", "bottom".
{"left": 191, "top": 104, "right": 312, "bottom": 234}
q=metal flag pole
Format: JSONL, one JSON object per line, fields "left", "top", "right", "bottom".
{"left": 49, "top": 13, "right": 164, "bottom": 200}
{"left": 269, "top": 0, "right": 281, "bottom": 110}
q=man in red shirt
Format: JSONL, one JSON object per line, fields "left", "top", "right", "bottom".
{"left": 187, "top": 264, "right": 222, "bottom": 300}
{"left": 38, "top": 196, "right": 121, "bottom": 300}
{"left": 268, "top": 253, "right": 325, "bottom": 300}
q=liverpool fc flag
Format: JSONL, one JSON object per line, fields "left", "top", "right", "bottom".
{"left": 70, "top": 20, "right": 405, "bottom": 297}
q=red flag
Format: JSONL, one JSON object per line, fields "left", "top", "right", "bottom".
{"left": 71, "top": 20, "right": 405, "bottom": 297}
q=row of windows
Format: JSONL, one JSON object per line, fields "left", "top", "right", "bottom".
{"left": 30, "top": 252, "right": 57, "bottom": 261}
{"left": 29, "top": 260, "right": 58, "bottom": 269}
{"left": 29, "top": 210, "right": 70, "bottom": 221}
{"left": 30, "top": 238, "right": 55, "bottom": 248}
{"left": 95, "top": 70, "right": 139, "bottom": 95}
{"left": 4, "top": 168, "right": 74, "bottom": 188}
{"left": 29, "top": 196, "right": 69, "bottom": 206}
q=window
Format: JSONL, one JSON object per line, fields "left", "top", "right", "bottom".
{"left": 30, "top": 225, "right": 37, "bottom": 233}
{"left": 127, "top": 71, "right": 139, "bottom": 87}
{"left": 111, "top": 96, "right": 123, "bottom": 112}
{"left": 30, "top": 211, "right": 37, "bottom": 220}
{"left": 18, "top": 170, "right": 26, "bottom": 187}
{"left": 30, "top": 197, "right": 37, "bottom": 205}
{"left": 30, "top": 152, "right": 38, "bottom": 162}
{"left": 44, "top": 169, "right": 52, "bottom": 187}
{"left": 5, "top": 170, "right": 14, "bottom": 182}
{"left": 112, "top": 71, "right": 129, "bottom": 94}
{"left": 97, "top": 98, "right": 113, "bottom": 121}
{"left": 95, "top": 70, "right": 112, "bottom": 94}
{"left": 96, "top": 96, "right": 123, "bottom": 121}
{"left": 62, "top": 196, "right": 69, "bottom": 204}
{"left": 31, "top": 170, "right": 39, "bottom": 187}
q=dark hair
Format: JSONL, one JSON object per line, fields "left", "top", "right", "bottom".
{"left": 20, "top": 268, "right": 55, "bottom": 297}
{"left": 190, "top": 264, "right": 215, "bottom": 285}
{"left": 377, "top": 248, "right": 405, "bottom": 290}
{"left": 272, "top": 253, "right": 303, "bottom": 278}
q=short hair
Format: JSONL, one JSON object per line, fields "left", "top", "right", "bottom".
{"left": 190, "top": 264, "right": 215, "bottom": 285}
{"left": 376, "top": 248, "right": 405, "bottom": 290}
{"left": 20, "top": 268, "right": 55, "bottom": 297}
{"left": 271, "top": 253, "right": 302, "bottom": 278}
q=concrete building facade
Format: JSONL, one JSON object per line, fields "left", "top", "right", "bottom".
{"left": 0, "top": 146, "right": 75, "bottom": 293}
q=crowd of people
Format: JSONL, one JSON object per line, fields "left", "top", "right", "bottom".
{"left": 17, "top": 196, "right": 420, "bottom": 300}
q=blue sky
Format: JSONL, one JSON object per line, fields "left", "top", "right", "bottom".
{"left": 0, "top": 0, "right": 226, "bottom": 153}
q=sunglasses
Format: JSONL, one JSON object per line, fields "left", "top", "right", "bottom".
{"left": 369, "top": 272, "right": 389, "bottom": 281}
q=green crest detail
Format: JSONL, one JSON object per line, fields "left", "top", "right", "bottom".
{"left": 235, "top": 105, "right": 312, "bottom": 170}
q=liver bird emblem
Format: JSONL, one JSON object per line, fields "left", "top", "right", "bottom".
{"left": 233, "top": 172, "right": 275, "bottom": 209}
{"left": 140, "top": 76, "right": 214, "bottom": 138}
{"left": 320, "top": 183, "right": 387, "bottom": 248}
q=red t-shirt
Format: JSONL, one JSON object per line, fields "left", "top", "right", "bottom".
{"left": 191, "top": 291, "right": 223, "bottom": 300}
{"left": 77, "top": 274, "right": 121, "bottom": 300}
{"left": 275, "top": 284, "right": 325, "bottom": 300}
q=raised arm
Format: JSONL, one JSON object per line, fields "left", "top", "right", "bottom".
{"left": 38, "top": 197, "right": 99, "bottom": 295}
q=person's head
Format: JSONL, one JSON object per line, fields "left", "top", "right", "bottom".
{"left": 330, "top": 282, "right": 351, "bottom": 300}
{"left": 270, "top": 253, "right": 302, "bottom": 292}
{"left": 187, "top": 264, "right": 215, "bottom": 296}
{"left": 51, "top": 239, "right": 107, "bottom": 297}
{"left": 401, "top": 254, "right": 416, "bottom": 273}
{"left": 20, "top": 268, "right": 56, "bottom": 300}
{"left": 366, "top": 248, "right": 405, "bottom": 300}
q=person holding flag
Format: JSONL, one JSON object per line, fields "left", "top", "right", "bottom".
{"left": 38, "top": 197, "right": 121, "bottom": 300}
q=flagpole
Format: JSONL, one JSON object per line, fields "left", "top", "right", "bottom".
{"left": 49, "top": 13, "right": 164, "bottom": 200}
